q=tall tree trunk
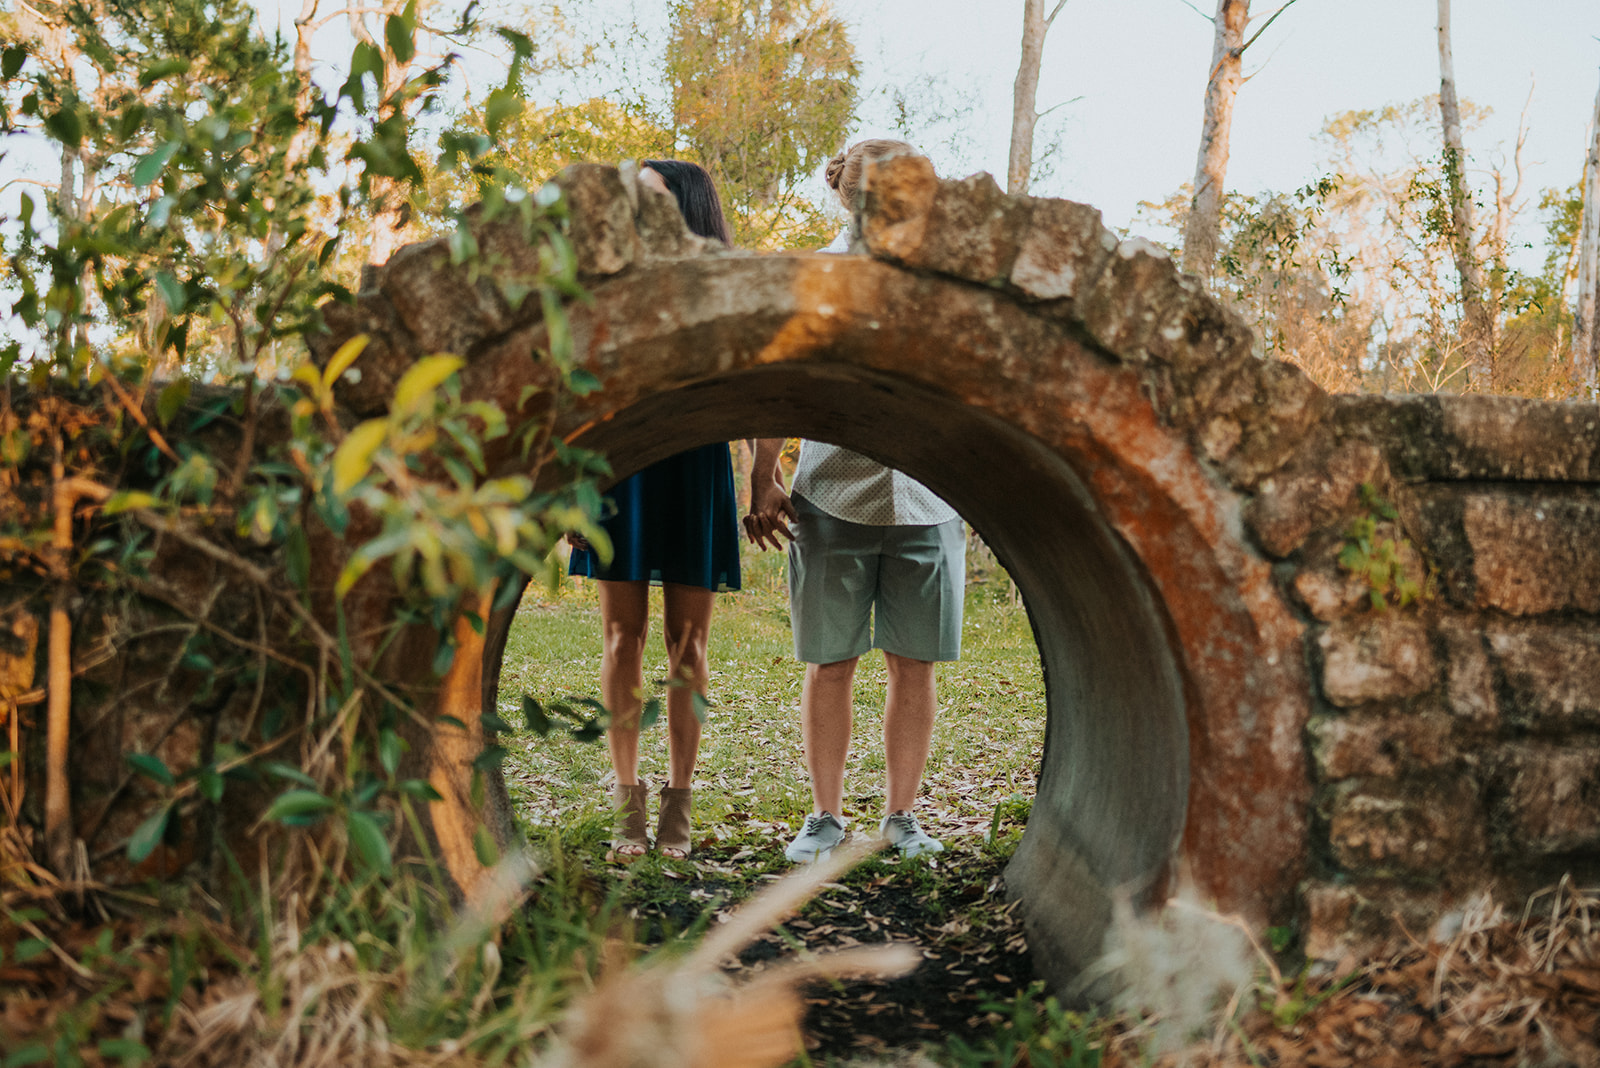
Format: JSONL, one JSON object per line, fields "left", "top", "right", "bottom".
{"left": 356, "top": 0, "right": 431, "bottom": 265}
{"left": 285, "top": 0, "right": 321, "bottom": 171}
{"left": 1181, "top": 0, "right": 1248, "bottom": 283}
{"left": 1574, "top": 73, "right": 1600, "bottom": 395}
{"left": 1436, "top": 0, "right": 1494, "bottom": 389}
{"left": 1007, "top": 0, "right": 1066, "bottom": 196}
{"left": 1488, "top": 93, "right": 1529, "bottom": 319}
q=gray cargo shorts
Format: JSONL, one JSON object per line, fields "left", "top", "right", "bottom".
{"left": 787, "top": 494, "right": 965, "bottom": 665}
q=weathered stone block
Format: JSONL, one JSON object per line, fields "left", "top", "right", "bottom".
{"left": 1009, "top": 197, "right": 1117, "bottom": 302}
{"left": 1302, "top": 880, "right": 1456, "bottom": 961}
{"left": 910, "top": 172, "right": 1034, "bottom": 286}
{"left": 1292, "top": 559, "right": 1370, "bottom": 621}
{"left": 310, "top": 293, "right": 422, "bottom": 417}
{"left": 630, "top": 172, "right": 716, "bottom": 265}
{"left": 1318, "top": 612, "right": 1437, "bottom": 707}
{"left": 1148, "top": 287, "right": 1256, "bottom": 409}
{"left": 1437, "top": 616, "right": 1498, "bottom": 729}
{"left": 552, "top": 163, "right": 640, "bottom": 277}
{"left": 1245, "top": 436, "right": 1383, "bottom": 558}
{"left": 858, "top": 153, "right": 939, "bottom": 264}
{"left": 1486, "top": 622, "right": 1600, "bottom": 731}
{"left": 1322, "top": 775, "right": 1485, "bottom": 876}
{"left": 1334, "top": 393, "right": 1600, "bottom": 483}
{"left": 1220, "top": 361, "right": 1329, "bottom": 488}
{"left": 1489, "top": 744, "right": 1600, "bottom": 856}
{"left": 1464, "top": 494, "right": 1600, "bottom": 615}
{"left": 1412, "top": 487, "right": 1600, "bottom": 614}
{"left": 1308, "top": 709, "right": 1457, "bottom": 781}
{"left": 1075, "top": 238, "right": 1197, "bottom": 366}
{"left": 379, "top": 238, "right": 515, "bottom": 359}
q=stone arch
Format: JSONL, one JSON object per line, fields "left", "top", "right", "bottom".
{"left": 316, "top": 157, "right": 1319, "bottom": 986}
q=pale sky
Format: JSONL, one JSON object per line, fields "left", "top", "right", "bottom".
{"left": 9, "top": 1, "right": 1599, "bottom": 257}
{"left": 844, "top": 0, "right": 1599, "bottom": 245}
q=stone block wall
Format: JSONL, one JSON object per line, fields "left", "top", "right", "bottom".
{"left": 1259, "top": 395, "right": 1600, "bottom": 959}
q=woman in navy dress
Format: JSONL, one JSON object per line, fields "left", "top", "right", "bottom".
{"left": 567, "top": 160, "right": 741, "bottom": 858}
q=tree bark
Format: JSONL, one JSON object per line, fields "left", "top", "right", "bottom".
{"left": 1007, "top": 0, "right": 1066, "bottom": 196}
{"left": 1436, "top": 0, "right": 1495, "bottom": 389}
{"left": 1488, "top": 93, "right": 1529, "bottom": 322}
{"left": 285, "top": 0, "right": 321, "bottom": 171}
{"left": 1181, "top": 0, "right": 1248, "bottom": 284}
{"left": 356, "top": 0, "right": 433, "bottom": 265}
{"left": 1573, "top": 73, "right": 1600, "bottom": 395}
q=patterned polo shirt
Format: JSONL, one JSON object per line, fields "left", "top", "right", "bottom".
{"left": 792, "top": 442, "right": 958, "bottom": 526}
{"left": 789, "top": 230, "right": 959, "bottom": 528}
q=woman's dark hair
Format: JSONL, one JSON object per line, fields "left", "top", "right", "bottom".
{"left": 642, "top": 159, "right": 733, "bottom": 247}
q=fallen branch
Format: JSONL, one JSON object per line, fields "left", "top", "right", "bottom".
{"left": 45, "top": 467, "right": 110, "bottom": 877}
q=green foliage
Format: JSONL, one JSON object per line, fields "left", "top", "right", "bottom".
{"left": 444, "top": 0, "right": 860, "bottom": 251}
{"left": 1258, "top": 962, "right": 1361, "bottom": 1031}
{"left": 1214, "top": 175, "right": 1352, "bottom": 359}
{"left": 985, "top": 792, "right": 1032, "bottom": 856}
{"left": 943, "top": 982, "right": 1104, "bottom": 1067}
{"left": 1337, "top": 484, "right": 1432, "bottom": 611}
{"left": 664, "top": 0, "right": 858, "bottom": 248}
{"left": 0, "top": 0, "right": 615, "bottom": 886}
{"left": 1135, "top": 95, "right": 1587, "bottom": 396}
{"left": 3, "top": 0, "right": 332, "bottom": 373}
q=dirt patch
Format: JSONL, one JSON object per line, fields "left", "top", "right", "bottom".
{"left": 612, "top": 838, "right": 1034, "bottom": 1060}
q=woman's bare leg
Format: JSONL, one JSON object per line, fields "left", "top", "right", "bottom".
{"left": 661, "top": 583, "right": 715, "bottom": 790}
{"left": 598, "top": 580, "right": 650, "bottom": 794}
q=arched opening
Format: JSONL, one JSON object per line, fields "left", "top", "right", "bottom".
{"left": 483, "top": 362, "right": 1190, "bottom": 985}
{"left": 443, "top": 250, "right": 1312, "bottom": 988}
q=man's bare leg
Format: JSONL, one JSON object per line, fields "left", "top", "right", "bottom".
{"left": 883, "top": 651, "right": 937, "bottom": 815}
{"left": 801, "top": 657, "right": 859, "bottom": 816}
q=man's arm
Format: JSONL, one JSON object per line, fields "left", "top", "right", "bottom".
{"left": 743, "top": 437, "right": 797, "bottom": 551}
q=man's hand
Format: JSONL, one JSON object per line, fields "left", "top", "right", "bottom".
{"left": 744, "top": 437, "right": 797, "bottom": 551}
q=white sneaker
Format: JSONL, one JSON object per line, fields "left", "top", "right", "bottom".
{"left": 880, "top": 811, "right": 943, "bottom": 858}
{"left": 785, "top": 811, "right": 846, "bottom": 862}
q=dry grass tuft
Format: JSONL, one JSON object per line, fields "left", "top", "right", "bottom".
{"left": 1084, "top": 886, "right": 1257, "bottom": 1061}
{"left": 1098, "top": 880, "right": 1600, "bottom": 1067}
{"left": 546, "top": 839, "right": 920, "bottom": 1068}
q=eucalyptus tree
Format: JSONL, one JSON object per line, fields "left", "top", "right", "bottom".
{"left": 1434, "top": 0, "right": 1495, "bottom": 388}
{"left": 1573, "top": 75, "right": 1600, "bottom": 394}
{"left": 1180, "top": 0, "right": 1297, "bottom": 285}
{"left": 1007, "top": 0, "right": 1066, "bottom": 196}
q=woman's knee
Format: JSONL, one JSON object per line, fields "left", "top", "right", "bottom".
{"left": 664, "top": 623, "right": 710, "bottom": 677}
{"left": 602, "top": 617, "right": 647, "bottom": 663}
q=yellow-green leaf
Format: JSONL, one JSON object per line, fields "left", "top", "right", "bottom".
{"left": 322, "top": 334, "right": 371, "bottom": 389}
{"left": 331, "top": 418, "right": 389, "bottom": 495}
{"left": 472, "top": 825, "right": 500, "bottom": 866}
{"left": 391, "top": 355, "right": 463, "bottom": 416}
{"left": 290, "top": 363, "right": 323, "bottom": 397}
{"left": 102, "top": 490, "right": 160, "bottom": 516}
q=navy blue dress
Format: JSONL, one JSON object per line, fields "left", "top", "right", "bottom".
{"left": 568, "top": 443, "right": 742, "bottom": 592}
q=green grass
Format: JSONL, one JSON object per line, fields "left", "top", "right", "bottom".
{"left": 497, "top": 540, "right": 1047, "bottom": 856}
{"left": 494, "top": 538, "right": 1060, "bottom": 1064}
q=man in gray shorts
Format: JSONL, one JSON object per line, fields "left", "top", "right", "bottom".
{"left": 745, "top": 438, "right": 965, "bottom": 861}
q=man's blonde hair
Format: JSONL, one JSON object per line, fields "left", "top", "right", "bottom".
{"left": 824, "top": 139, "right": 919, "bottom": 208}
